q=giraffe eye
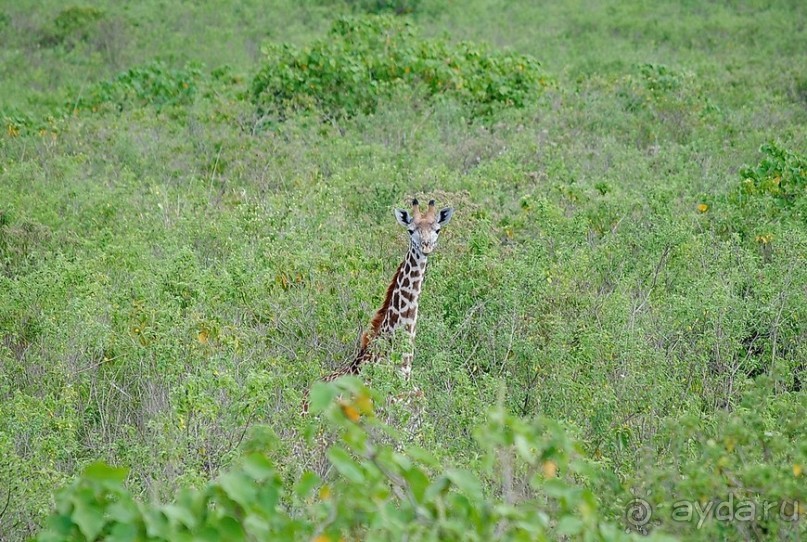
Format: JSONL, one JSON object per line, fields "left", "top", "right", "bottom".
{"left": 434, "top": 229, "right": 440, "bottom": 235}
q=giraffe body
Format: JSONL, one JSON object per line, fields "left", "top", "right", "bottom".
{"left": 306, "top": 199, "right": 453, "bottom": 411}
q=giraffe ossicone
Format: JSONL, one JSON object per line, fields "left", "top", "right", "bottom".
{"left": 303, "top": 198, "right": 454, "bottom": 414}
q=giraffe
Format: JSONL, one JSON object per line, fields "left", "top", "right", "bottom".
{"left": 303, "top": 198, "right": 454, "bottom": 414}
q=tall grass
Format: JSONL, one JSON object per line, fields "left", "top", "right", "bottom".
{"left": 1, "top": 1, "right": 805, "bottom": 539}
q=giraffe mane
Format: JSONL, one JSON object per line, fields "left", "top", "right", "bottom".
{"left": 346, "top": 259, "right": 404, "bottom": 374}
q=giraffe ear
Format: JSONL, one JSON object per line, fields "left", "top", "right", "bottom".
{"left": 437, "top": 207, "right": 454, "bottom": 226}
{"left": 394, "top": 209, "right": 412, "bottom": 227}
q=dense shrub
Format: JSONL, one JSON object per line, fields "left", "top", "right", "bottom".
{"left": 347, "top": 0, "right": 422, "bottom": 15}
{"left": 2, "top": 1, "right": 806, "bottom": 540}
{"left": 36, "top": 381, "right": 662, "bottom": 542}
{"left": 707, "top": 143, "right": 807, "bottom": 247}
{"left": 2, "top": 109, "right": 60, "bottom": 138}
{"left": 635, "top": 379, "right": 807, "bottom": 538}
{"left": 40, "top": 6, "right": 105, "bottom": 48}
{"left": 251, "top": 16, "right": 546, "bottom": 122}
{"left": 738, "top": 142, "right": 807, "bottom": 215}
{"left": 76, "top": 61, "right": 202, "bottom": 112}
{"left": 615, "top": 63, "right": 720, "bottom": 144}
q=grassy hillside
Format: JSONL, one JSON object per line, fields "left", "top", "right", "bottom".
{"left": 1, "top": 1, "right": 805, "bottom": 540}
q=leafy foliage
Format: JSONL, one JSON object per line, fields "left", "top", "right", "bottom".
{"left": 40, "top": 6, "right": 105, "bottom": 48}
{"left": 37, "top": 381, "right": 667, "bottom": 542}
{"left": 1, "top": 1, "right": 806, "bottom": 541}
{"left": 705, "top": 142, "right": 807, "bottom": 250}
{"left": 615, "top": 63, "right": 720, "bottom": 144}
{"left": 251, "top": 15, "right": 546, "bottom": 121}
{"left": 635, "top": 379, "right": 807, "bottom": 538}
{"left": 346, "top": 0, "right": 422, "bottom": 16}
{"left": 75, "top": 61, "right": 203, "bottom": 112}
{"left": 738, "top": 142, "right": 807, "bottom": 214}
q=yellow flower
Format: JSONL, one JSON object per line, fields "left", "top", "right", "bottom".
{"left": 697, "top": 203, "right": 709, "bottom": 213}
{"left": 542, "top": 460, "right": 557, "bottom": 479}
{"left": 794, "top": 464, "right": 803, "bottom": 477}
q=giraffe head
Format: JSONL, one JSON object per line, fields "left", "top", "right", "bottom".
{"left": 394, "top": 199, "right": 454, "bottom": 255}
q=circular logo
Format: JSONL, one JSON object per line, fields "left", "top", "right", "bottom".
{"left": 625, "top": 498, "right": 652, "bottom": 528}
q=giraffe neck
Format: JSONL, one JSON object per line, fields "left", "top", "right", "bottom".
{"left": 379, "top": 243, "right": 427, "bottom": 336}
{"left": 348, "top": 242, "right": 427, "bottom": 374}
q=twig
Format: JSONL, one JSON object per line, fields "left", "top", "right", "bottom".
{"left": 629, "top": 244, "right": 672, "bottom": 331}
{"left": 0, "top": 486, "right": 11, "bottom": 522}
{"left": 768, "top": 262, "right": 794, "bottom": 380}
{"left": 498, "top": 307, "right": 518, "bottom": 376}
{"left": 109, "top": 381, "right": 132, "bottom": 400}
{"left": 447, "top": 301, "right": 485, "bottom": 349}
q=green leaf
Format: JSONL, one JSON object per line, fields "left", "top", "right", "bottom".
{"left": 108, "top": 522, "right": 140, "bottom": 542}
{"left": 143, "top": 509, "right": 170, "bottom": 539}
{"left": 445, "top": 468, "right": 483, "bottom": 501}
{"left": 404, "top": 446, "right": 440, "bottom": 468}
{"left": 241, "top": 453, "right": 275, "bottom": 482}
{"left": 218, "top": 471, "right": 257, "bottom": 509}
{"left": 163, "top": 503, "right": 197, "bottom": 529}
{"left": 217, "top": 515, "right": 246, "bottom": 541}
{"left": 82, "top": 461, "right": 129, "bottom": 484}
{"left": 556, "top": 515, "right": 584, "bottom": 535}
{"left": 327, "top": 446, "right": 365, "bottom": 483}
{"left": 294, "top": 471, "right": 321, "bottom": 499}
{"left": 424, "top": 476, "right": 450, "bottom": 502}
{"left": 309, "top": 381, "right": 339, "bottom": 413}
{"left": 107, "top": 499, "right": 139, "bottom": 524}
{"left": 242, "top": 515, "right": 271, "bottom": 538}
{"left": 71, "top": 498, "right": 106, "bottom": 541}
{"left": 40, "top": 515, "right": 74, "bottom": 541}
{"left": 401, "top": 465, "right": 430, "bottom": 503}
{"left": 256, "top": 483, "right": 281, "bottom": 513}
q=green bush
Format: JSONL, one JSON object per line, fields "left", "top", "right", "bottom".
{"left": 347, "top": 0, "right": 422, "bottom": 15}
{"left": 635, "top": 379, "right": 807, "bottom": 538}
{"left": 251, "top": 15, "right": 546, "bottom": 122}
{"left": 37, "top": 380, "right": 666, "bottom": 542}
{"left": 76, "top": 61, "right": 202, "bottom": 112}
{"left": 708, "top": 142, "right": 807, "bottom": 246}
{"left": 738, "top": 142, "right": 807, "bottom": 214}
{"left": 2, "top": 1, "right": 806, "bottom": 540}
{"left": 2, "top": 108, "right": 60, "bottom": 138}
{"left": 615, "top": 63, "right": 720, "bottom": 144}
{"left": 40, "top": 6, "right": 105, "bottom": 48}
